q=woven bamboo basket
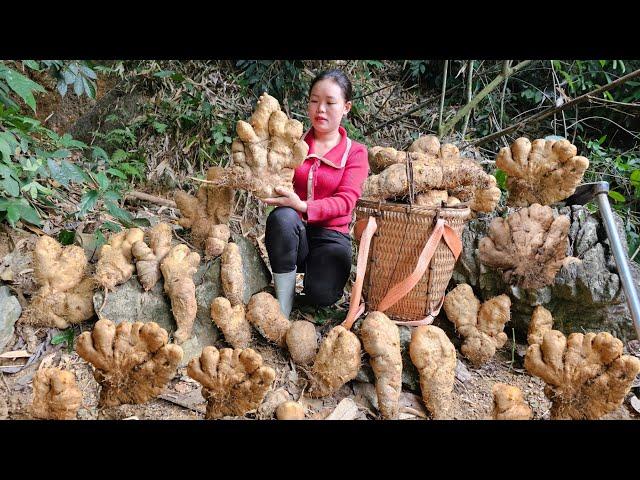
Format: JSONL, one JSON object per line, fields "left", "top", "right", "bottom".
{"left": 354, "top": 199, "right": 470, "bottom": 323}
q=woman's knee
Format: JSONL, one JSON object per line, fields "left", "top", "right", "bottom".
{"left": 266, "top": 207, "right": 300, "bottom": 233}
{"left": 303, "top": 283, "right": 344, "bottom": 307}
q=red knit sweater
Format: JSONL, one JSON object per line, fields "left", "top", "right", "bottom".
{"left": 293, "top": 126, "right": 369, "bottom": 234}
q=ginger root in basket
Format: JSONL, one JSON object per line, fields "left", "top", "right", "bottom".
{"left": 524, "top": 313, "right": 640, "bottom": 419}
{"left": 76, "top": 319, "right": 183, "bottom": 407}
{"left": 23, "top": 235, "right": 95, "bottom": 328}
{"left": 496, "top": 137, "right": 589, "bottom": 207}
{"left": 160, "top": 244, "right": 200, "bottom": 343}
{"left": 221, "top": 242, "right": 243, "bottom": 306}
{"left": 95, "top": 228, "right": 144, "bottom": 290}
{"left": 360, "top": 312, "right": 402, "bottom": 419}
{"left": 187, "top": 346, "right": 275, "bottom": 419}
{"left": 479, "top": 203, "right": 570, "bottom": 289}
{"left": 175, "top": 166, "right": 232, "bottom": 259}
{"left": 211, "top": 297, "right": 252, "bottom": 349}
{"left": 225, "top": 93, "right": 309, "bottom": 198}
{"left": 443, "top": 284, "right": 510, "bottom": 366}
{"left": 409, "top": 325, "right": 456, "bottom": 419}
{"left": 308, "top": 326, "right": 362, "bottom": 398}
{"left": 31, "top": 368, "right": 82, "bottom": 420}
{"left": 246, "top": 292, "right": 290, "bottom": 347}
{"left": 132, "top": 222, "right": 173, "bottom": 291}
{"left": 285, "top": 320, "right": 318, "bottom": 366}
{"left": 415, "top": 190, "right": 461, "bottom": 207}
{"left": 491, "top": 383, "right": 532, "bottom": 420}
{"left": 364, "top": 137, "right": 500, "bottom": 213}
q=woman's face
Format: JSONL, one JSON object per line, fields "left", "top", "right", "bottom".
{"left": 307, "top": 78, "right": 352, "bottom": 135}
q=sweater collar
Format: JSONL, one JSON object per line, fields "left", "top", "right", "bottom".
{"left": 302, "top": 125, "right": 352, "bottom": 169}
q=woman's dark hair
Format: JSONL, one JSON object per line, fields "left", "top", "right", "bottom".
{"left": 309, "top": 69, "right": 353, "bottom": 102}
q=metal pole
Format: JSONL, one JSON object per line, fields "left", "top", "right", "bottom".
{"left": 595, "top": 188, "right": 640, "bottom": 339}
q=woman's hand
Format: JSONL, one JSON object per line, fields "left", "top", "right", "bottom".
{"left": 262, "top": 186, "right": 308, "bottom": 213}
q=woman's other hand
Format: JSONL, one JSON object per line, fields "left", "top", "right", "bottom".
{"left": 263, "top": 186, "right": 308, "bottom": 212}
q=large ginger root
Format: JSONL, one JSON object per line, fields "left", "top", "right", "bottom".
{"left": 527, "top": 305, "right": 554, "bottom": 345}
{"left": 31, "top": 368, "right": 82, "bottom": 420}
{"left": 225, "top": 93, "right": 309, "bottom": 198}
{"left": 76, "top": 319, "right": 183, "bottom": 407}
{"left": 221, "top": 242, "right": 243, "bottom": 306}
{"left": 364, "top": 136, "right": 500, "bottom": 213}
{"left": 360, "top": 312, "right": 402, "bottom": 419}
{"left": 132, "top": 223, "right": 173, "bottom": 291}
{"left": 524, "top": 313, "right": 640, "bottom": 419}
{"left": 491, "top": 383, "right": 532, "bottom": 420}
{"left": 160, "top": 244, "right": 200, "bottom": 343}
{"left": 285, "top": 320, "right": 318, "bottom": 366}
{"left": 409, "top": 325, "right": 456, "bottom": 419}
{"left": 415, "top": 190, "right": 461, "bottom": 207}
{"left": 23, "top": 235, "right": 95, "bottom": 328}
{"left": 174, "top": 166, "right": 233, "bottom": 259}
{"left": 496, "top": 137, "right": 589, "bottom": 207}
{"left": 443, "top": 284, "right": 510, "bottom": 366}
{"left": 308, "top": 326, "right": 362, "bottom": 398}
{"left": 479, "top": 204, "right": 570, "bottom": 289}
{"left": 211, "top": 297, "right": 252, "bottom": 349}
{"left": 246, "top": 292, "right": 290, "bottom": 347}
{"left": 95, "top": 228, "right": 144, "bottom": 290}
{"left": 187, "top": 346, "right": 275, "bottom": 419}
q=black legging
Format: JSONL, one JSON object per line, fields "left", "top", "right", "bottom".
{"left": 265, "top": 207, "right": 352, "bottom": 307}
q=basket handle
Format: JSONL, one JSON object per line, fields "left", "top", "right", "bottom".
{"left": 342, "top": 216, "right": 462, "bottom": 329}
{"left": 342, "top": 216, "right": 377, "bottom": 330}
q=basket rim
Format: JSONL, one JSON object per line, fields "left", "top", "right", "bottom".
{"left": 356, "top": 198, "right": 471, "bottom": 217}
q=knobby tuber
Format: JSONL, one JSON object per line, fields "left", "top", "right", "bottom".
{"left": 491, "top": 383, "right": 532, "bottom": 420}
{"left": 479, "top": 203, "right": 570, "bottom": 289}
{"left": 524, "top": 312, "right": 640, "bottom": 419}
{"left": 132, "top": 222, "right": 173, "bottom": 291}
{"left": 527, "top": 306, "right": 554, "bottom": 346}
{"left": 225, "top": 93, "right": 309, "bottom": 198}
{"left": 276, "top": 401, "right": 306, "bottom": 420}
{"left": 95, "top": 228, "right": 144, "bottom": 289}
{"left": 246, "top": 292, "right": 290, "bottom": 347}
{"left": 76, "top": 319, "right": 183, "bottom": 407}
{"left": 221, "top": 242, "right": 243, "bottom": 306}
{"left": 409, "top": 325, "right": 456, "bottom": 419}
{"left": 211, "top": 297, "right": 252, "bottom": 349}
{"left": 160, "top": 244, "right": 200, "bottom": 343}
{"left": 496, "top": 137, "right": 589, "bottom": 206}
{"left": 359, "top": 312, "right": 402, "bottom": 419}
{"left": 23, "top": 235, "right": 94, "bottom": 328}
{"left": 31, "top": 368, "right": 82, "bottom": 420}
{"left": 174, "top": 166, "right": 232, "bottom": 258}
{"left": 443, "top": 284, "right": 510, "bottom": 366}
{"left": 187, "top": 346, "right": 275, "bottom": 419}
{"left": 308, "top": 326, "right": 362, "bottom": 398}
{"left": 364, "top": 135, "right": 500, "bottom": 213}
{"left": 285, "top": 320, "right": 318, "bottom": 366}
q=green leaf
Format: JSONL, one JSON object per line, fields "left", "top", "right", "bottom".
{"left": 57, "top": 80, "right": 67, "bottom": 97}
{"left": 3, "top": 68, "right": 46, "bottom": 112}
{"left": 152, "top": 121, "right": 167, "bottom": 134}
{"left": 111, "top": 149, "right": 128, "bottom": 164}
{"left": 77, "top": 189, "right": 99, "bottom": 217}
{"left": 73, "top": 77, "right": 84, "bottom": 96}
{"left": 608, "top": 191, "right": 626, "bottom": 203}
{"left": 153, "top": 70, "right": 175, "bottom": 78}
{"left": 82, "top": 77, "right": 96, "bottom": 99}
{"left": 131, "top": 218, "right": 151, "bottom": 228}
{"left": 51, "top": 328, "right": 75, "bottom": 352}
{"left": 80, "top": 64, "right": 97, "bottom": 80}
{"left": 23, "top": 60, "right": 41, "bottom": 70}
{"left": 94, "top": 229, "right": 107, "bottom": 250}
{"left": 50, "top": 149, "right": 71, "bottom": 159}
{"left": 102, "top": 190, "right": 121, "bottom": 203}
{"left": 101, "top": 221, "right": 122, "bottom": 232}
{"left": 494, "top": 169, "right": 507, "bottom": 191}
{"left": 96, "top": 171, "right": 110, "bottom": 191}
{"left": 92, "top": 146, "right": 109, "bottom": 163}
{"left": 0, "top": 198, "right": 42, "bottom": 226}
{"left": 107, "top": 167, "right": 127, "bottom": 179}
{"left": 58, "top": 229, "right": 75, "bottom": 245}
{"left": 0, "top": 137, "right": 12, "bottom": 162}
{"left": 105, "top": 199, "right": 134, "bottom": 225}
{"left": 1, "top": 176, "right": 20, "bottom": 197}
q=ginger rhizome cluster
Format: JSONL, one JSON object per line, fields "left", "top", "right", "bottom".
{"left": 224, "top": 93, "right": 309, "bottom": 198}
{"left": 24, "top": 235, "right": 95, "bottom": 328}
{"left": 479, "top": 204, "right": 570, "bottom": 289}
{"left": 174, "top": 166, "right": 232, "bottom": 259}
{"left": 524, "top": 306, "right": 640, "bottom": 419}
{"left": 443, "top": 284, "right": 511, "bottom": 366}
{"left": 364, "top": 135, "right": 500, "bottom": 213}
{"left": 496, "top": 137, "right": 589, "bottom": 207}
{"left": 76, "top": 319, "right": 183, "bottom": 407}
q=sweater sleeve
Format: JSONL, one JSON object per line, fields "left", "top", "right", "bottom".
{"left": 304, "top": 146, "right": 369, "bottom": 223}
